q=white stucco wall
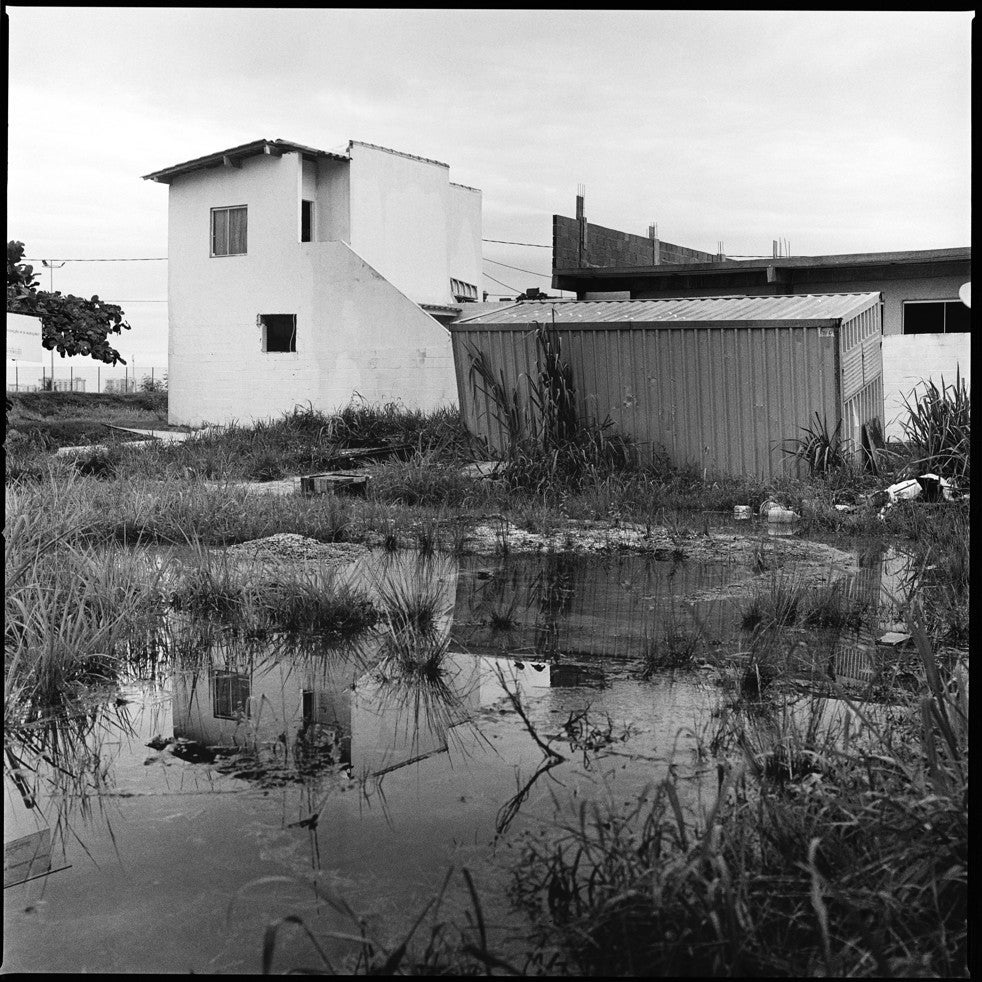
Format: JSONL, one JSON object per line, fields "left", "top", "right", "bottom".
{"left": 347, "top": 142, "right": 452, "bottom": 306}
{"left": 448, "top": 183, "right": 483, "bottom": 296}
{"left": 167, "top": 234, "right": 457, "bottom": 425}
{"left": 297, "top": 241, "right": 457, "bottom": 413}
{"left": 881, "top": 333, "right": 971, "bottom": 439}
{"left": 313, "top": 156, "right": 350, "bottom": 242}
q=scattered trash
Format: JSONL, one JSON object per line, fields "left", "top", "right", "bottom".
{"left": 833, "top": 504, "right": 857, "bottom": 513}
{"left": 733, "top": 505, "right": 752, "bottom": 520}
{"left": 887, "top": 479, "right": 922, "bottom": 502}
{"left": 460, "top": 460, "right": 505, "bottom": 479}
{"left": 769, "top": 510, "right": 799, "bottom": 523}
{"left": 299, "top": 471, "right": 370, "bottom": 496}
{"left": 758, "top": 498, "right": 779, "bottom": 517}
{"left": 915, "top": 473, "right": 954, "bottom": 502}
{"left": 873, "top": 473, "right": 959, "bottom": 518}
{"left": 877, "top": 631, "right": 911, "bottom": 647}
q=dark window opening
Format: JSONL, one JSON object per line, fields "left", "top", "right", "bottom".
{"left": 301, "top": 200, "right": 314, "bottom": 242}
{"left": 211, "top": 206, "right": 247, "bottom": 256}
{"left": 903, "top": 300, "right": 971, "bottom": 335}
{"left": 213, "top": 671, "right": 251, "bottom": 719}
{"left": 261, "top": 314, "right": 297, "bottom": 352}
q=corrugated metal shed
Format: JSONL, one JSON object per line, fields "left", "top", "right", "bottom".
{"left": 450, "top": 293, "right": 884, "bottom": 480}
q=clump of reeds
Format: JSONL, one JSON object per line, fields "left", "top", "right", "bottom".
{"left": 639, "top": 628, "right": 704, "bottom": 676}
{"left": 896, "top": 369, "right": 970, "bottom": 483}
{"left": 373, "top": 568, "right": 451, "bottom": 638}
{"left": 5, "top": 525, "right": 169, "bottom": 716}
{"left": 466, "top": 322, "right": 638, "bottom": 493}
{"left": 741, "top": 575, "right": 869, "bottom": 635}
{"left": 782, "top": 411, "right": 853, "bottom": 476}
{"left": 741, "top": 574, "right": 803, "bottom": 630}
{"left": 168, "top": 554, "right": 378, "bottom": 640}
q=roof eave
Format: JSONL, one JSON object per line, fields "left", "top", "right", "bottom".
{"left": 142, "top": 139, "right": 349, "bottom": 183}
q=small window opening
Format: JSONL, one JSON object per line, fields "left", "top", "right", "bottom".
{"left": 261, "top": 314, "right": 297, "bottom": 352}
{"left": 301, "top": 200, "right": 314, "bottom": 242}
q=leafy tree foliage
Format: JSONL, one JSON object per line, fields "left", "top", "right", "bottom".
{"left": 6, "top": 241, "right": 130, "bottom": 365}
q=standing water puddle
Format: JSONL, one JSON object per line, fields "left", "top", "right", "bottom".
{"left": 3, "top": 545, "right": 918, "bottom": 973}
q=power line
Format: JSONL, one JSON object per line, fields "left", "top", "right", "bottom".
{"left": 483, "top": 271, "right": 521, "bottom": 293}
{"left": 25, "top": 257, "right": 168, "bottom": 262}
{"left": 483, "top": 257, "right": 552, "bottom": 278}
{"left": 482, "top": 238, "right": 550, "bottom": 248}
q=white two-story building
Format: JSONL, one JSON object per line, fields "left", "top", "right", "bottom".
{"left": 144, "top": 138, "right": 482, "bottom": 425}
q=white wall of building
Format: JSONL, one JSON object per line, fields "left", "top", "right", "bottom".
{"left": 6, "top": 312, "right": 44, "bottom": 389}
{"left": 881, "top": 333, "right": 971, "bottom": 439}
{"left": 6, "top": 313, "right": 44, "bottom": 363}
{"left": 448, "top": 183, "right": 482, "bottom": 295}
{"left": 312, "top": 156, "right": 350, "bottom": 242}
{"left": 167, "top": 151, "right": 310, "bottom": 424}
{"left": 347, "top": 142, "right": 452, "bottom": 306}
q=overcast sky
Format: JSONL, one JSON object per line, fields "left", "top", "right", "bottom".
{"left": 6, "top": 8, "right": 973, "bottom": 371}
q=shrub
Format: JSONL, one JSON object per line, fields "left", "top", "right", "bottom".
{"left": 782, "top": 412, "right": 853, "bottom": 476}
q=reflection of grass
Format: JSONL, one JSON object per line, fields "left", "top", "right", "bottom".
{"left": 373, "top": 566, "right": 450, "bottom": 638}
{"left": 168, "top": 552, "right": 378, "bottom": 640}
{"left": 5, "top": 699, "right": 141, "bottom": 873}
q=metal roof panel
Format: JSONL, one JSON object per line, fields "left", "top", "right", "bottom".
{"left": 451, "top": 293, "right": 881, "bottom": 327}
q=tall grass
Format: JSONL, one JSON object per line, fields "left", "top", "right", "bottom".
{"left": 509, "top": 624, "right": 967, "bottom": 976}
{"left": 5, "top": 530, "right": 168, "bottom": 717}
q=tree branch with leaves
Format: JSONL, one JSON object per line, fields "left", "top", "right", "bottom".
{"left": 6, "top": 240, "right": 130, "bottom": 365}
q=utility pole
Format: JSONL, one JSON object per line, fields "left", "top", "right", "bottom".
{"left": 42, "top": 261, "right": 66, "bottom": 391}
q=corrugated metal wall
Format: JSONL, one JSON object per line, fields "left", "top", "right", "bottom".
{"left": 839, "top": 302, "right": 885, "bottom": 460}
{"left": 452, "top": 304, "right": 883, "bottom": 480}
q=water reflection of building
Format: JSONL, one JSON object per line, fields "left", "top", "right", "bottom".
{"left": 171, "top": 551, "right": 476, "bottom": 779}
{"left": 174, "top": 643, "right": 453, "bottom": 779}
{"left": 3, "top": 770, "right": 52, "bottom": 887}
{"left": 454, "top": 553, "right": 749, "bottom": 661}
{"left": 454, "top": 547, "right": 915, "bottom": 669}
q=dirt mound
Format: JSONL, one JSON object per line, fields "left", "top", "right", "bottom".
{"left": 223, "top": 533, "right": 368, "bottom": 570}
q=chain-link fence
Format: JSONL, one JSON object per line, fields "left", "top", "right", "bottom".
{"left": 5, "top": 364, "right": 168, "bottom": 394}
